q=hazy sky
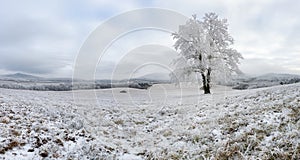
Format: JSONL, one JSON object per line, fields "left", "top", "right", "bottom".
{"left": 0, "top": 0, "right": 299, "bottom": 78}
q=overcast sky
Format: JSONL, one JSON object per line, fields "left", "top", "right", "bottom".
{"left": 0, "top": 0, "right": 299, "bottom": 79}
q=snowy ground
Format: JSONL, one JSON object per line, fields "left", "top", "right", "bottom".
{"left": 0, "top": 83, "right": 299, "bottom": 159}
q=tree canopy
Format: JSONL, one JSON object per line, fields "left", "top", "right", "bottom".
{"left": 171, "top": 13, "right": 243, "bottom": 94}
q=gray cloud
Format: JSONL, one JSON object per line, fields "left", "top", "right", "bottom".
{"left": 96, "top": 44, "right": 177, "bottom": 80}
{"left": 0, "top": 0, "right": 299, "bottom": 78}
{"left": 240, "top": 57, "right": 300, "bottom": 76}
{"left": 0, "top": 1, "right": 81, "bottom": 77}
{"left": 0, "top": 49, "right": 70, "bottom": 74}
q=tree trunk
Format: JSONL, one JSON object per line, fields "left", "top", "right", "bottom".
{"left": 206, "top": 68, "right": 211, "bottom": 94}
{"left": 201, "top": 68, "right": 211, "bottom": 94}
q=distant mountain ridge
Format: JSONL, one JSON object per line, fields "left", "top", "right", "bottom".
{"left": 0, "top": 72, "right": 170, "bottom": 91}
{"left": 231, "top": 73, "right": 300, "bottom": 89}
{"left": 255, "top": 73, "right": 300, "bottom": 81}
{"left": 1, "top": 73, "right": 42, "bottom": 80}
{"left": 0, "top": 72, "right": 172, "bottom": 81}
{"left": 1, "top": 72, "right": 299, "bottom": 91}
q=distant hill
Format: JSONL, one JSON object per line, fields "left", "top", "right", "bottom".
{"left": 231, "top": 73, "right": 300, "bottom": 90}
{"left": 1, "top": 73, "right": 42, "bottom": 80}
{"left": 0, "top": 72, "right": 170, "bottom": 91}
{"left": 255, "top": 73, "right": 300, "bottom": 81}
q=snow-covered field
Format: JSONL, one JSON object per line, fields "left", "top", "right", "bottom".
{"left": 0, "top": 83, "right": 299, "bottom": 159}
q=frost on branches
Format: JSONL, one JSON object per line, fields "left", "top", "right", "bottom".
{"left": 171, "top": 13, "right": 243, "bottom": 94}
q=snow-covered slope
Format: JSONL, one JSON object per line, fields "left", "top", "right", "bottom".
{"left": 0, "top": 83, "right": 299, "bottom": 159}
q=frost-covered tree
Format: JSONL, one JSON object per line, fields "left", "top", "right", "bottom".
{"left": 171, "top": 13, "right": 243, "bottom": 94}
